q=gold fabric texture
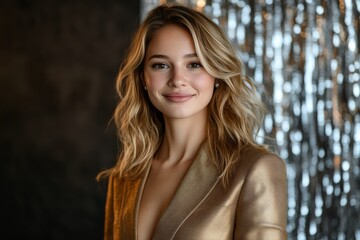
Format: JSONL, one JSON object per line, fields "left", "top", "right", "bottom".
{"left": 104, "top": 145, "right": 288, "bottom": 240}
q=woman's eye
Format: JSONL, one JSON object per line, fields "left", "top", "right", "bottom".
{"left": 151, "top": 63, "right": 169, "bottom": 69}
{"left": 188, "top": 62, "right": 202, "bottom": 69}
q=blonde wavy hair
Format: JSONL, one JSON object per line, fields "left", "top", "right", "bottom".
{"left": 97, "top": 4, "right": 267, "bottom": 184}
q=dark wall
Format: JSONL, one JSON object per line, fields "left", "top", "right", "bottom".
{"left": 0, "top": 0, "right": 140, "bottom": 239}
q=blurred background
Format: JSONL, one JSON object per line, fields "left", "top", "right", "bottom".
{"left": 1, "top": 0, "right": 139, "bottom": 239}
{"left": 1, "top": 0, "right": 359, "bottom": 239}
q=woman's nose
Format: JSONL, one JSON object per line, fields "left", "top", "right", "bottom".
{"left": 168, "top": 67, "right": 187, "bottom": 87}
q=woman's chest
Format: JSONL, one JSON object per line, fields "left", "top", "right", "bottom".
{"left": 137, "top": 161, "right": 194, "bottom": 239}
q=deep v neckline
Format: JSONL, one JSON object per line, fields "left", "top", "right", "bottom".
{"left": 135, "top": 147, "right": 220, "bottom": 240}
{"left": 136, "top": 155, "right": 196, "bottom": 239}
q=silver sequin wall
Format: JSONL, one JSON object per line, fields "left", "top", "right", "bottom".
{"left": 142, "top": 0, "right": 360, "bottom": 239}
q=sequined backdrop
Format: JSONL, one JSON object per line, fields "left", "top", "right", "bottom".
{"left": 142, "top": 0, "right": 360, "bottom": 239}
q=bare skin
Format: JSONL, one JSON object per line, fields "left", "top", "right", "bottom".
{"left": 137, "top": 24, "right": 215, "bottom": 240}
{"left": 137, "top": 115, "right": 208, "bottom": 239}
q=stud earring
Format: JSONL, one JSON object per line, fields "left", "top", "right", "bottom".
{"left": 215, "top": 83, "right": 219, "bottom": 88}
{"left": 144, "top": 86, "right": 147, "bottom": 91}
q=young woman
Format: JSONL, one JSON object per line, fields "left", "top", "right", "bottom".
{"left": 99, "top": 4, "right": 288, "bottom": 240}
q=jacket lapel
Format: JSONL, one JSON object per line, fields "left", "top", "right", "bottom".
{"left": 109, "top": 163, "right": 151, "bottom": 240}
{"left": 133, "top": 163, "right": 151, "bottom": 239}
{"left": 152, "top": 148, "right": 220, "bottom": 239}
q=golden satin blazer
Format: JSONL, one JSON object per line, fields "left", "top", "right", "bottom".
{"left": 104, "top": 145, "right": 288, "bottom": 240}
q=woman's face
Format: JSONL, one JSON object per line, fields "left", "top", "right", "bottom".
{"left": 143, "top": 24, "right": 215, "bottom": 120}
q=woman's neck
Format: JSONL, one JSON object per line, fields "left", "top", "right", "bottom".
{"left": 156, "top": 114, "right": 207, "bottom": 165}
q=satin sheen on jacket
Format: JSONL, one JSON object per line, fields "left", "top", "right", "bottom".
{"left": 104, "top": 145, "right": 288, "bottom": 240}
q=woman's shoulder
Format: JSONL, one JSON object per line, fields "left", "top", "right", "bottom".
{"left": 107, "top": 170, "right": 144, "bottom": 190}
{"left": 231, "top": 144, "right": 286, "bottom": 180}
{"left": 242, "top": 144, "right": 285, "bottom": 165}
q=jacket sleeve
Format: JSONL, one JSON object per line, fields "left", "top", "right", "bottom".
{"left": 234, "top": 154, "right": 288, "bottom": 240}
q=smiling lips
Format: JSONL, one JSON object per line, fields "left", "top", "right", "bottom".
{"left": 163, "top": 92, "right": 195, "bottom": 102}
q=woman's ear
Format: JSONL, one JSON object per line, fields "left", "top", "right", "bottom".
{"left": 215, "top": 79, "right": 220, "bottom": 89}
{"left": 140, "top": 72, "right": 147, "bottom": 90}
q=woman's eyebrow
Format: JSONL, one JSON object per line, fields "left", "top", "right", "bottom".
{"left": 184, "top": 53, "right": 197, "bottom": 58}
{"left": 148, "top": 53, "right": 198, "bottom": 60}
{"left": 148, "top": 54, "right": 169, "bottom": 60}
